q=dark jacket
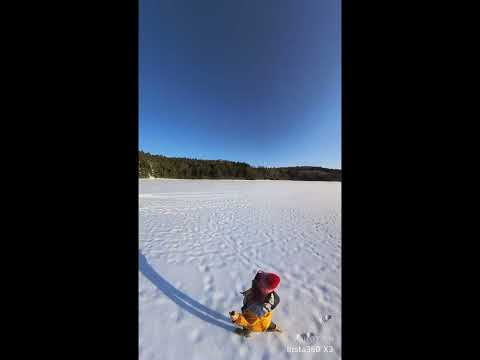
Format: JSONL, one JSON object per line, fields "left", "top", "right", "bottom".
{"left": 240, "top": 273, "right": 280, "bottom": 313}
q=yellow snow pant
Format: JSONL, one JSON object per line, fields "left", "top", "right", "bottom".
{"left": 232, "top": 309, "right": 273, "bottom": 332}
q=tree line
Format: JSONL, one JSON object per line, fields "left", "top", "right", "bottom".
{"left": 139, "top": 151, "right": 341, "bottom": 181}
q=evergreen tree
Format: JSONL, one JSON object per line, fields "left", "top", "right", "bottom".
{"left": 138, "top": 151, "right": 340, "bottom": 181}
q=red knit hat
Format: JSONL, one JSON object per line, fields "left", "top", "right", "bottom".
{"left": 257, "top": 272, "right": 281, "bottom": 294}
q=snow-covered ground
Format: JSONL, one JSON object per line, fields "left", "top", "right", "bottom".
{"left": 139, "top": 179, "right": 341, "bottom": 360}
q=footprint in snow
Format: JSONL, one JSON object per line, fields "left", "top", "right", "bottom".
{"left": 188, "top": 329, "right": 203, "bottom": 343}
{"left": 198, "top": 264, "right": 210, "bottom": 273}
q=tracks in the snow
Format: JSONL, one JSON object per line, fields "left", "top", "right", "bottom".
{"left": 139, "top": 180, "right": 342, "bottom": 360}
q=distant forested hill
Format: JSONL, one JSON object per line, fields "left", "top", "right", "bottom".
{"left": 139, "top": 151, "right": 341, "bottom": 181}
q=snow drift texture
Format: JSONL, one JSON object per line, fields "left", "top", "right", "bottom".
{"left": 139, "top": 179, "right": 341, "bottom": 360}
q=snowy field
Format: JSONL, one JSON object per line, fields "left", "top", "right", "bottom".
{"left": 139, "top": 179, "right": 341, "bottom": 360}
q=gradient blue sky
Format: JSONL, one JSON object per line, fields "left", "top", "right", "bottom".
{"left": 140, "top": 0, "right": 341, "bottom": 168}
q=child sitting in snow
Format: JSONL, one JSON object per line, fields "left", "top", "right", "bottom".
{"left": 229, "top": 271, "right": 281, "bottom": 336}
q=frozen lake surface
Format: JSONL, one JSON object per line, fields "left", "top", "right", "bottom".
{"left": 139, "top": 179, "right": 341, "bottom": 360}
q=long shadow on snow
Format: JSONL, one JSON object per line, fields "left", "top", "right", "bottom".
{"left": 139, "top": 252, "right": 237, "bottom": 333}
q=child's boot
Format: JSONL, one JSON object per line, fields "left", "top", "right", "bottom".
{"left": 266, "top": 322, "right": 281, "bottom": 332}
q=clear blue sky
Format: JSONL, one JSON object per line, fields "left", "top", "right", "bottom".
{"left": 140, "top": 0, "right": 341, "bottom": 169}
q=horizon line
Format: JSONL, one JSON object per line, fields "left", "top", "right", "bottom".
{"left": 139, "top": 149, "right": 342, "bottom": 171}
